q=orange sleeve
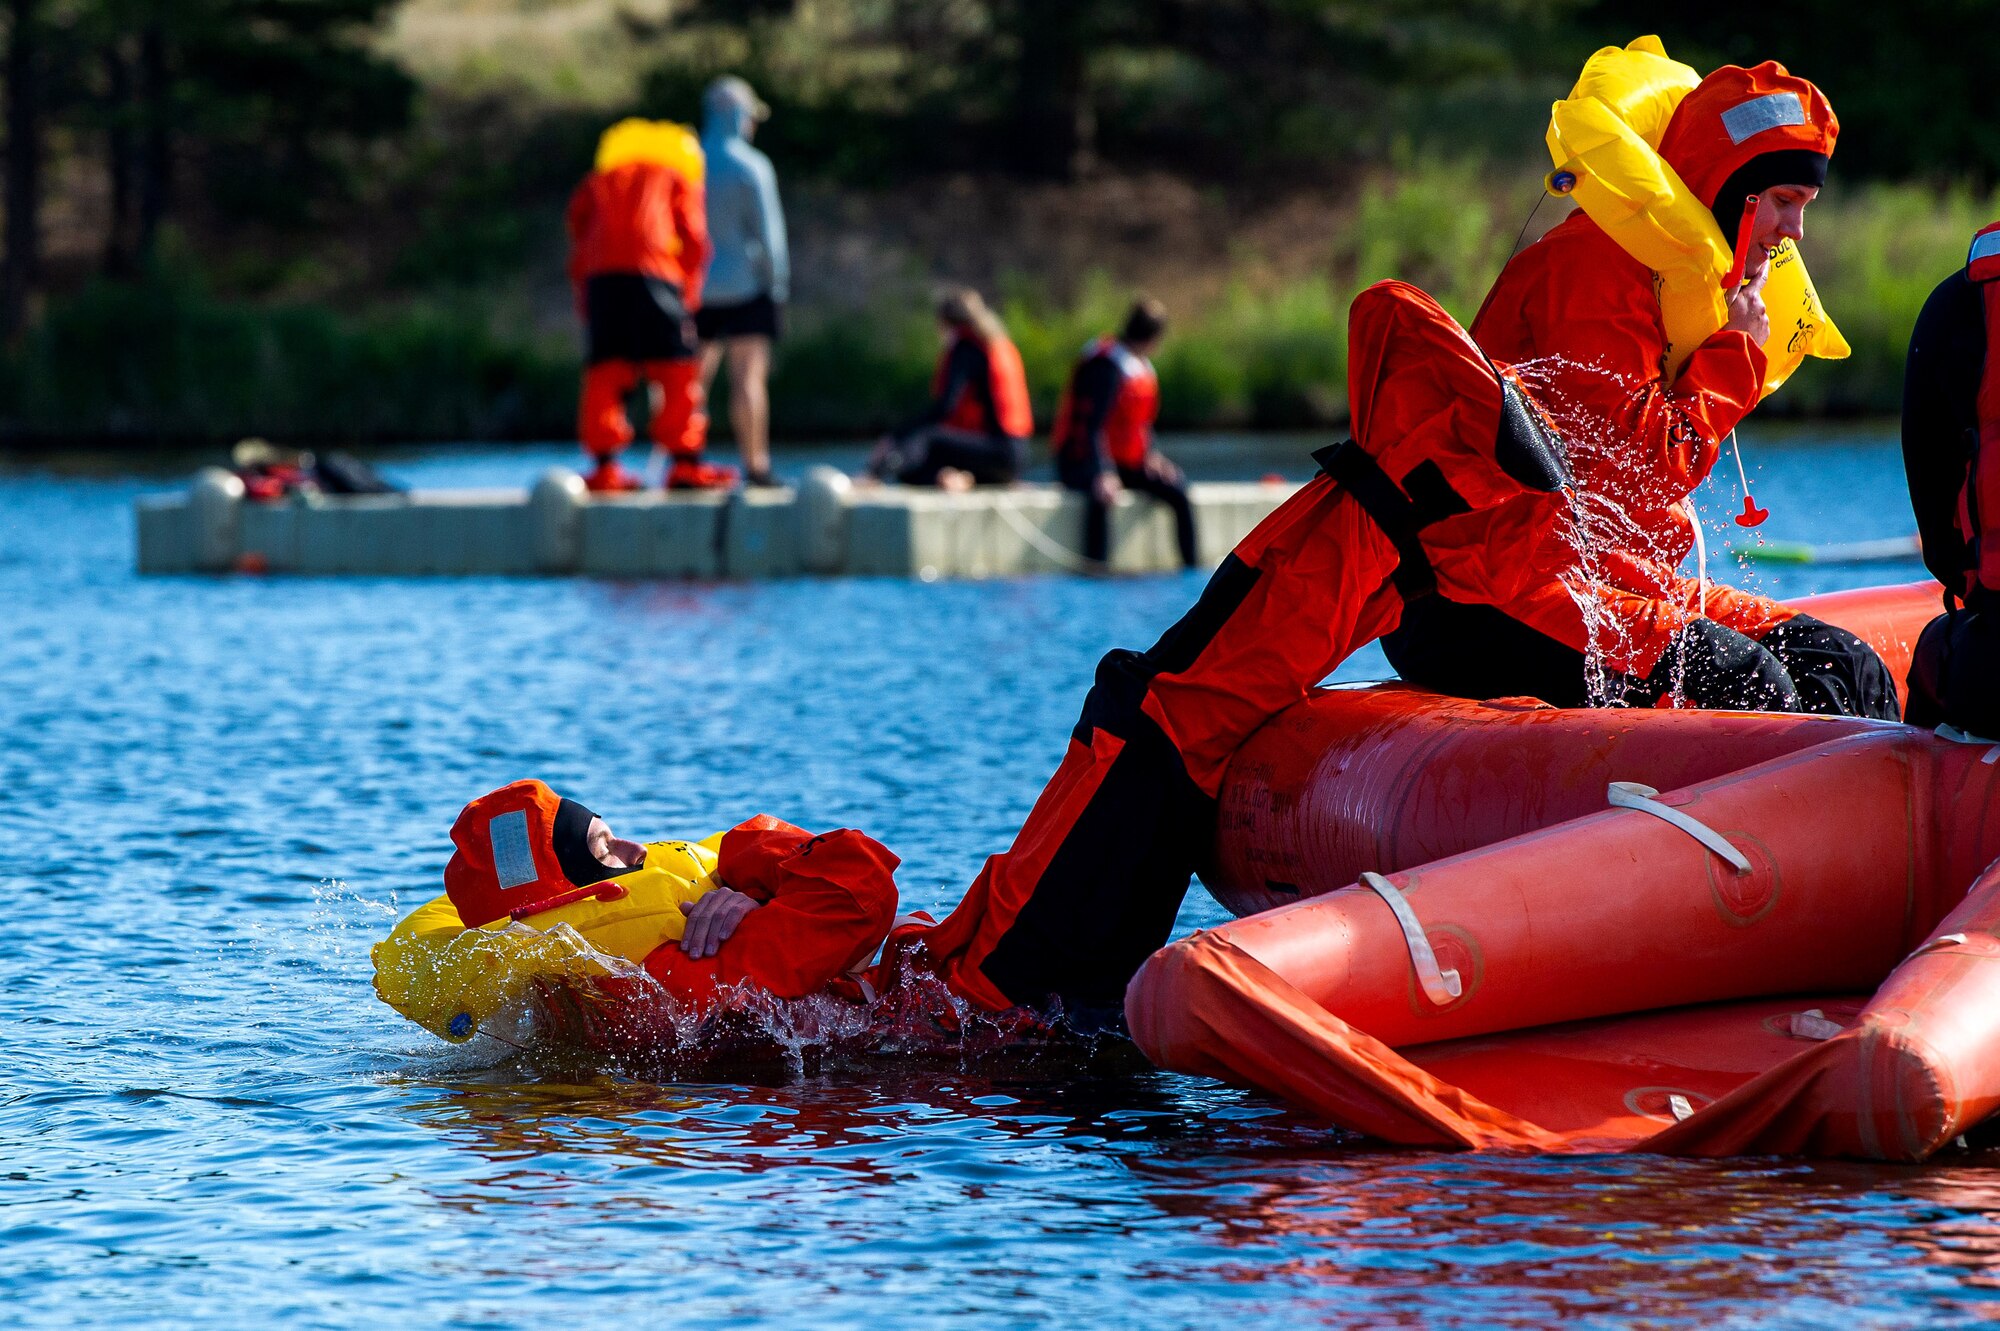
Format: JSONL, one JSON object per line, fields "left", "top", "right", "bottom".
{"left": 676, "top": 177, "right": 711, "bottom": 310}
{"left": 1514, "top": 236, "right": 1766, "bottom": 515}
{"left": 641, "top": 818, "right": 900, "bottom": 1008}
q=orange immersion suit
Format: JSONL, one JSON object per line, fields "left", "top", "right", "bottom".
{"left": 567, "top": 158, "right": 714, "bottom": 480}
{"left": 890, "top": 281, "right": 1570, "bottom": 1022}
{"left": 1384, "top": 63, "right": 1896, "bottom": 718}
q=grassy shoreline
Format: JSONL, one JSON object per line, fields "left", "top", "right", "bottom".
{"left": 7, "top": 166, "right": 1990, "bottom": 448}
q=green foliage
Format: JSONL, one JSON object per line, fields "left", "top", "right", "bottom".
{"left": 1, "top": 257, "right": 573, "bottom": 443}
{"left": 1763, "top": 183, "right": 2000, "bottom": 416}
{"left": 3, "top": 178, "right": 1987, "bottom": 445}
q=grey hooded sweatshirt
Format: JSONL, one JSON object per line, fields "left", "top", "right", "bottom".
{"left": 699, "top": 104, "right": 789, "bottom": 308}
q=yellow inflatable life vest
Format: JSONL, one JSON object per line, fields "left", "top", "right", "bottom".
{"left": 372, "top": 834, "right": 724, "bottom": 1043}
{"left": 594, "top": 118, "right": 706, "bottom": 186}
{"left": 1544, "top": 36, "right": 1848, "bottom": 397}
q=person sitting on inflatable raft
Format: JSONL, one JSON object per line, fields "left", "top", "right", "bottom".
{"left": 379, "top": 281, "right": 1575, "bottom": 1045}
{"left": 1384, "top": 39, "right": 1898, "bottom": 720}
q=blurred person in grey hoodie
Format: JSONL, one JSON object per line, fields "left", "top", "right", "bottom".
{"left": 696, "top": 76, "right": 790, "bottom": 488}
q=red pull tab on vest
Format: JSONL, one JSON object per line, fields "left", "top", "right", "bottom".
{"left": 1722, "top": 196, "right": 1760, "bottom": 290}
{"left": 1736, "top": 495, "right": 1770, "bottom": 528}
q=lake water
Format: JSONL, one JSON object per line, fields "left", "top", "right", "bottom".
{"left": 6, "top": 431, "right": 1992, "bottom": 1329}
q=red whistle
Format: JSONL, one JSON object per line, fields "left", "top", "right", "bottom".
{"left": 1735, "top": 495, "right": 1770, "bottom": 528}
{"left": 1721, "top": 195, "right": 1760, "bottom": 289}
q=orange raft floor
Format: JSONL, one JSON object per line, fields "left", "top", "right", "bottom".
{"left": 1128, "top": 581, "right": 2000, "bottom": 1160}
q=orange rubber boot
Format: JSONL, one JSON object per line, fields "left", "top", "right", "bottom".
{"left": 584, "top": 457, "right": 644, "bottom": 492}
{"left": 665, "top": 457, "right": 740, "bottom": 491}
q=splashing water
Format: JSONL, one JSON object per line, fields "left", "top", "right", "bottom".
{"left": 1504, "top": 354, "right": 1794, "bottom": 710}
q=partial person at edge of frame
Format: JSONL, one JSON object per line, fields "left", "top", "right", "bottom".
{"left": 865, "top": 288, "right": 1034, "bottom": 490}
{"left": 1902, "top": 219, "right": 2000, "bottom": 740}
{"left": 697, "top": 76, "right": 790, "bottom": 490}
{"left": 1050, "top": 299, "right": 1198, "bottom": 570}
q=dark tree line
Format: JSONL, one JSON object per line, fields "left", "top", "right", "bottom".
{"left": 654, "top": 0, "right": 1999, "bottom": 186}
{"left": 3, "top": 0, "right": 1992, "bottom": 340}
{"left": 0, "top": 0, "right": 413, "bottom": 336}
{"left": 654, "top": 0, "right": 1560, "bottom": 183}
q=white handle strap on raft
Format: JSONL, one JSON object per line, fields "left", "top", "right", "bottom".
{"left": 1607, "top": 781, "right": 1752, "bottom": 874}
{"left": 1359, "top": 871, "right": 1462, "bottom": 1006}
{"left": 1936, "top": 724, "right": 2000, "bottom": 764}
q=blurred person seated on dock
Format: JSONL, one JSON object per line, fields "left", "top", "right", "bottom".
{"left": 1902, "top": 221, "right": 2000, "bottom": 739}
{"left": 568, "top": 119, "right": 734, "bottom": 494}
{"left": 1381, "top": 51, "right": 1896, "bottom": 718}
{"left": 864, "top": 288, "right": 1034, "bottom": 491}
{"left": 696, "top": 77, "right": 789, "bottom": 490}
{"left": 230, "top": 439, "right": 399, "bottom": 501}
{"left": 1050, "top": 299, "right": 1197, "bottom": 569}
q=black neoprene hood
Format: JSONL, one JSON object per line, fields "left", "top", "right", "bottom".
{"left": 551, "top": 796, "right": 626, "bottom": 887}
{"left": 1709, "top": 149, "right": 1830, "bottom": 246}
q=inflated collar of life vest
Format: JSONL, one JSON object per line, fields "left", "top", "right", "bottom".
{"left": 1315, "top": 280, "right": 1569, "bottom": 602}
{"left": 1545, "top": 36, "right": 1848, "bottom": 397}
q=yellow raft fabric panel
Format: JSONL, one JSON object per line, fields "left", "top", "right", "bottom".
{"left": 1545, "top": 36, "right": 1848, "bottom": 397}
{"left": 594, "top": 118, "right": 706, "bottom": 185}
{"left": 372, "top": 837, "right": 722, "bottom": 1043}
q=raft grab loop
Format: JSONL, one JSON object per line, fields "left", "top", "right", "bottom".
{"left": 1607, "top": 781, "right": 1753, "bottom": 873}
{"left": 1935, "top": 725, "right": 2000, "bottom": 763}
{"left": 1359, "top": 871, "right": 1463, "bottom": 1005}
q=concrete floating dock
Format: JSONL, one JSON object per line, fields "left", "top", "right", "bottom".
{"left": 136, "top": 466, "right": 1299, "bottom": 580}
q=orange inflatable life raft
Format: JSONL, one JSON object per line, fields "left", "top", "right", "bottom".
{"left": 1129, "top": 581, "right": 2000, "bottom": 1160}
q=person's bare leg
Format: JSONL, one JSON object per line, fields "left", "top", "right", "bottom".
{"left": 726, "top": 337, "right": 773, "bottom": 480}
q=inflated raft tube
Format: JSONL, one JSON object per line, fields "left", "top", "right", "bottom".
{"left": 1546, "top": 36, "right": 1848, "bottom": 396}
{"left": 1206, "top": 580, "right": 1938, "bottom": 918}
{"left": 1128, "top": 581, "right": 2000, "bottom": 1160}
{"left": 373, "top": 834, "right": 722, "bottom": 1043}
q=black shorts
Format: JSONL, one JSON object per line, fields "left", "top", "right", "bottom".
{"left": 584, "top": 273, "right": 695, "bottom": 364}
{"left": 695, "top": 294, "right": 783, "bottom": 342}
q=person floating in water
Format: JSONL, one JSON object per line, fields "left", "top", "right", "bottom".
{"left": 1383, "top": 58, "right": 1897, "bottom": 718}
{"left": 696, "top": 77, "right": 789, "bottom": 490}
{"left": 567, "top": 119, "right": 734, "bottom": 493}
{"left": 1050, "top": 299, "right": 1197, "bottom": 568}
{"left": 375, "top": 780, "right": 907, "bottom": 1043}
{"left": 1902, "top": 221, "right": 2000, "bottom": 740}
{"left": 866, "top": 288, "right": 1034, "bottom": 490}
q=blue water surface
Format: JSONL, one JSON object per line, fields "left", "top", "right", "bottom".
{"left": 3, "top": 430, "right": 1989, "bottom": 1330}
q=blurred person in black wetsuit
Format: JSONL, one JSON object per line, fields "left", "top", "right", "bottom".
{"left": 1050, "top": 299, "right": 1198, "bottom": 568}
